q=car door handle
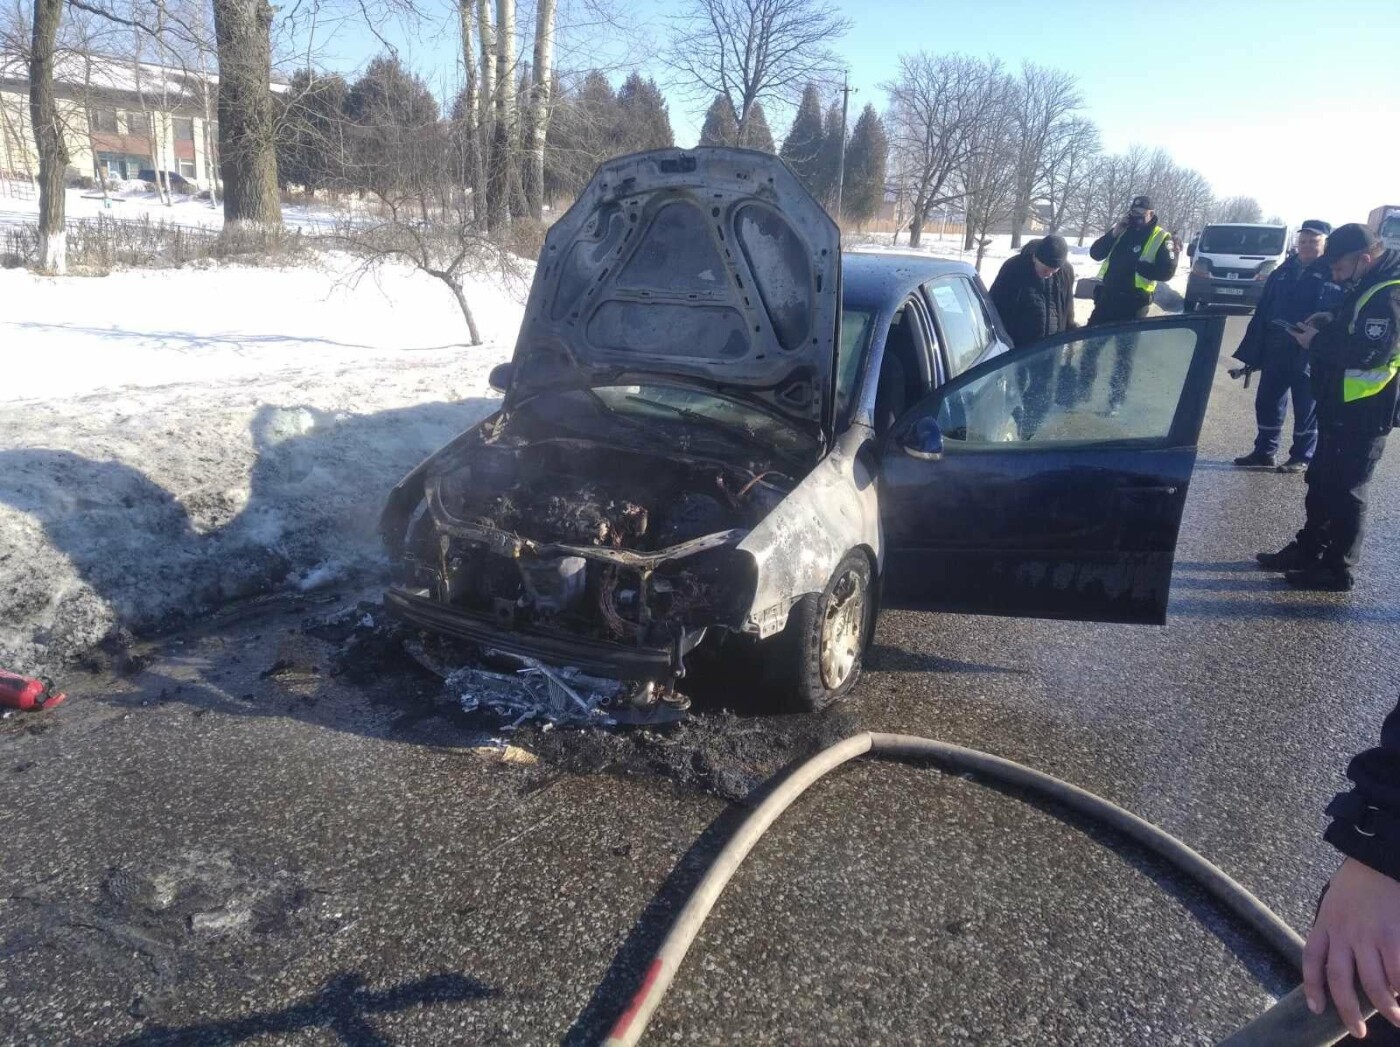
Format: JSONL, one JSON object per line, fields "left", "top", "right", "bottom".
{"left": 1119, "top": 485, "right": 1179, "bottom": 497}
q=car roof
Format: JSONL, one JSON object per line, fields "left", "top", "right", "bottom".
{"left": 841, "top": 250, "right": 978, "bottom": 311}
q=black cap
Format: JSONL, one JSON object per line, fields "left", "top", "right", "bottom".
{"left": 1322, "top": 222, "right": 1380, "bottom": 262}
{"left": 1130, "top": 195, "right": 1153, "bottom": 211}
{"left": 1034, "top": 235, "right": 1069, "bottom": 270}
{"left": 1299, "top": 219, "right": 1332, "bottom": 236}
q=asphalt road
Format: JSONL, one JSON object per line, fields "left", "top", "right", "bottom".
{"left": 3, "top": 313, "right": 1399, "bottom": 1046}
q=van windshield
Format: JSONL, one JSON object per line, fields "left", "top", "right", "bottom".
{"left": 1381, "top": 216, "right": 1400, "bottom": 240}
{"left": 1198, "top": 226, "right": 1286, "bottom": 256}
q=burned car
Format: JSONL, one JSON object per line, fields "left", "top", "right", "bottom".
{"left": 382, "top": 147, "right": 1225, "bottom": 712}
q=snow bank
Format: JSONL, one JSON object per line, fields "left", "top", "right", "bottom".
{"left": 1, "top": 255, "right": 524, "bottom": 675}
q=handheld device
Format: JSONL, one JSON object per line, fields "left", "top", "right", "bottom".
{"left": 1271, "top": 319, "right": 1304, "bottom": 333}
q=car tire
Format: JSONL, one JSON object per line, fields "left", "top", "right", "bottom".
{"left": 764, "top": 551, "right": 873, "bottom": 713}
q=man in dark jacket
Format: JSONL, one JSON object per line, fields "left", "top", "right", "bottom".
{"left": 988, "top": 235, "right": 1076, "bottom": 349}
{"left": 1088, "top": 194, "right": 1179, "bottom": 324}
{"left": 1257, "top": 224, "right": 1400, "bottom": 590}
{"left": 1304, "top": 692, "right": 1400, "bottom": 1043}
{"left": 1233, "top": 220, "right": 1343, "bottom": 472}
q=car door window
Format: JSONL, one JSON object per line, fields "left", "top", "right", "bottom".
{"left": 834, "top": 308, "right": 875, "bottom": 421}
{"left": 933, "top": 325, "right": 1198, "bottom": 446}
{"left": 926, "top": 277, "right": 992, "bottom": 376}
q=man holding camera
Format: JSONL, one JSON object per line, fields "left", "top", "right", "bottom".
{"left": 1257, "top": 223, "right": 1400, "bottom": 591}
{"left": 1232, "top": 220, "right": 1341, "bottom": 473}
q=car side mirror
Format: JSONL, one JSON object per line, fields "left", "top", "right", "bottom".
{"left": 1074, "top": 277, "right": 1100, "bottom": 301}
{"left": 901, "top": 416, "right": 944, "bottom": 461}
{"left": 488, "top": 362, "right": 514, "bottom": 394}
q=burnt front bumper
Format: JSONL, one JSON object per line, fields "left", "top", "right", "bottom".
{"left": 384, "top": 586, "right": 681, "bottom": 679}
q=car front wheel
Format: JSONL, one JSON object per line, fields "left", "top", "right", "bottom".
{"left": 764, "top": 551, "right": 873, "bottom": 712}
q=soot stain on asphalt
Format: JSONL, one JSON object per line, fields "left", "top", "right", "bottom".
{"left": 511, "top": 707, "right": 862, "bottom": 804}
{"left": 305, "top": 601, "right": 864, "bottom": 803}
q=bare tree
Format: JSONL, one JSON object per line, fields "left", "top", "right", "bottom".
{"left": 956, "top": 68, "right": 1017, "bottom": 270}
{"left": 884, "top": 52, "right": 1001, "bottom": 248}
{"left": 213, "top": 0, "right": 281, "bottom": 226}
{"left": 28, "top": 0, "right": 67, "bottom": 269}
{"left": 1213, "top": 195, "right": 1263, "bottom": 223}
{"left": 1006, "top": 61, "right": 1080, "bottom": 248}
{"left": 1041, "top": 115, "right": 1097, "bottom": 234}
{"left": 666, "top": 0, "right": 850, "bottom": 139}
{"left": 334, "top": 134, "right": 528, "bottom": 345}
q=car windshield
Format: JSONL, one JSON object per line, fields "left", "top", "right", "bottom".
{"left": 527, "top": 384, "right": 818, "bottom": 456}
{"left": 1381, "top": 216, "right": 1400, "bottom": 240}
{"left": 835, "top": 308, "right": 875, "bottom": 419}
{"left": 1198, "top": 226, "right": 1286, "bottom": 256}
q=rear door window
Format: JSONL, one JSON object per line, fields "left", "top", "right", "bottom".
{"left": 926, "top": 277, "right": 993, "bottom": 377}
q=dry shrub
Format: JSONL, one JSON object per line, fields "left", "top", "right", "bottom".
{"left": 5, "top": 215, "right": 307, "bottom": 273}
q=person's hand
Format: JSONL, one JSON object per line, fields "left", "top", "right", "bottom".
{"left": 1303, "top": 857, "right": 1400, "bottom": 1038}
{"left": 1304, "top": 310, "right": 1335, "bottom": 329}
{"left": 1111, "top": 220, "right": 1127, "bottom": 237}
{"left": 1291, "top": 322, "right": 1319, "bottom": 349}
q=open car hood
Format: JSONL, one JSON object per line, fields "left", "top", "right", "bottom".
{"left": 506, "top": 147, "right": 842, "bottom": 434}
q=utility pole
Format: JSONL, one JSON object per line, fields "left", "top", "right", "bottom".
{"left": 833, "top": 69, "right": 854, "bottom": 228}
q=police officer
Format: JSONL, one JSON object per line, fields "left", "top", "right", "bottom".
{"left": 1257, "top": 223, "right": 1400, "bottom": 591}
{"left": 1304, "top": 690, "right": 1400, "bottom": 1044}
{"left": 1087, "top": 194, "right": 1179, "bottom": 324}
{"left": 1074, "top": 197, "right": 1180, "bottom": 413}
{"left": 1233, "top": 220, "right": 1342, "bottom": 472}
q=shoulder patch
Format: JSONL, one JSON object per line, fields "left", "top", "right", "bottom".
{"left": 1363, "top": 317, "right": 1391, "bottom": 341}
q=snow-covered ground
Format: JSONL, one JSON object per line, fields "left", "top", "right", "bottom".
{"left": 0, "top": 185, "right": 350, "bottom": 234}
{"left": 2, "top": 255, "right": 523, "bottom": 675}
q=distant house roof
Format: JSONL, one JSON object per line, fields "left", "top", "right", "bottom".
{"left": 0, "top": 49, "right": 288, "bottom": 98}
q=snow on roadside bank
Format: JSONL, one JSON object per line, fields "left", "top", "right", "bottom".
{"left": 2, "top": 255, "right": 524, "bottom": 676}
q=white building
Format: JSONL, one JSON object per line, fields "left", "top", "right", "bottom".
{"left": 0, "top": 51, "right": 219, "bottom": 190}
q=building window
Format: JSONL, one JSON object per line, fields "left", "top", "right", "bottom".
{"left": 124, "top": 111, "right": 149, "bottom": 137}
{"left": 90, "top": 108, "right": 118, "bottom": 133}
{"left": 174, "top": 117, "right": 194, "bottom": 141}
{"left": 177, "top": 158, "right": 196, "bottom": 180}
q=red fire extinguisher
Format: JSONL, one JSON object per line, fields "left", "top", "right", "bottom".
{"left": 0, "top": 669, "right": 67, "bottom": 712}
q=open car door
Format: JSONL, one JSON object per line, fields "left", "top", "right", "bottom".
{"left": 878, "top": 315, "right": 1225, "bottom": 624}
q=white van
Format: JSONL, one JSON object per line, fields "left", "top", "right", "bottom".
{"left": 1185, "top": 223, "right": 1290, "bottom": 312}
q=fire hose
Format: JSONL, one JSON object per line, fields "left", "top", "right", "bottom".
{"left": 599, "top": 732, "right": 1375, "bottom": 1047}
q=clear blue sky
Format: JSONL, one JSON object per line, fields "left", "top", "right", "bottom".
{"left": 312, "top": 0, "right": 1399, "bottom": 226}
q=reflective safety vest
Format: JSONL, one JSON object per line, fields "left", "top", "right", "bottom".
{"left": 1342, "top": 278, "right": 1400, "bottom": 403}
{"left": 1098, "top": 224, "right": 1172, "bottom": 293}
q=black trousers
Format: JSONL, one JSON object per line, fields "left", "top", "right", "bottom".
{"left": 1296, "top": 428, "right": 1389, "bottom": 570}
{"left": 1080, "top": 290, "right": 1150, "bottom": 409}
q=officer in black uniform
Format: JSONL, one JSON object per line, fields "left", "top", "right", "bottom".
{"left": 1232, "top": 219, "right": 1341, "bottom": 472}
{"left": 1305, "top": 690, "right": 1400, "bottom": 1044}
{"left": 1257, "top": 223, "right": 1400, "bottom": 591}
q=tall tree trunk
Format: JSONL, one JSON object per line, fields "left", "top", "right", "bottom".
{"left": 1009, "top": 194, "right": 1029, "bottom": 249}
{"left": 488, "top": 0, "right": 517, "bottom": 231}
{"left": 523, "top": 0, "right": 554, "bottom": 221}
{"left": 458, "top": 1, "right": 486, "bottom": 225}
{"left": 908, "top": 200, "right": 925, "bottom": 248}
{"left": 476, "top": 0, "right": 495, "bottom": 142}
{"left": 476, "top": 0, "right": 498, "bottom": 229}
{"left": 213, "top": 0, "right": 281, "bottom": 227}
{"left": 29, "top": 0, "right": 68, "bottom": 272}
